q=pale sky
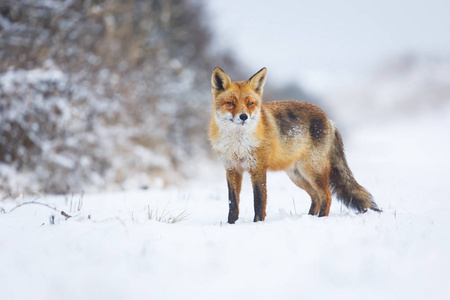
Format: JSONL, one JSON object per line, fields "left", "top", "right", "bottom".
{"left": 206, "top": 0, "right": 450, "bottom": 92}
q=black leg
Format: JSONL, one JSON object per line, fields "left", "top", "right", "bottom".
{"left": 250, "top": 170, "right": 267, "bottom": 222}
{"left": 226, "top": 169, "right": 242, "bottom": 224}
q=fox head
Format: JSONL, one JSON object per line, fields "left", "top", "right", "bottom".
{"left": 211, "top": 67, "right": 267, "bottom": 127}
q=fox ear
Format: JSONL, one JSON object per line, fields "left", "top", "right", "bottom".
{"left": 247, "top": 67, "right": 267, "bottom": 95}
{"left": 211, "top": 67, "right": 231, "bottom": 95}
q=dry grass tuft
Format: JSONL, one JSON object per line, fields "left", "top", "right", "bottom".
{"left": 147, "top": 205, "right": 190, "bottom": 224}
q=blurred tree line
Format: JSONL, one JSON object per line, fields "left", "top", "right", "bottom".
{"left": 0, "top": 0, "right": 312, "bottom": 194}
{"left": 0, "top": 0, "right": 233, "bottom": 193}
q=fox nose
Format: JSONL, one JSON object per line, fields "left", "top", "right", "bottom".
{"left": 239, "top": 113, "right": 248, "bottom": 121}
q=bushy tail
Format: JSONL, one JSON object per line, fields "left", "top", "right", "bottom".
{"left": 329, "top": 129, "right": 381, "bottom": 213}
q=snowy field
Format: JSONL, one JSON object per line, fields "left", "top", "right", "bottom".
{"left": 1, "top": 108, "right": 449, "bottom": 300}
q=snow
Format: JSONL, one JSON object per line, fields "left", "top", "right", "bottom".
{"left": 1, "top": 108, "right": 450, "bottom": 299}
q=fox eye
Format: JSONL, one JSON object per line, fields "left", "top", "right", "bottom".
{"left": 247, "top": 102, "right": 254, "bottom": 106}
{"left": 226, "top": 101, "right": 235, "bottom": 106}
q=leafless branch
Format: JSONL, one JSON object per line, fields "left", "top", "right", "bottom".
{"left": 7, "top": 201, "right": 72, "bottom": 219}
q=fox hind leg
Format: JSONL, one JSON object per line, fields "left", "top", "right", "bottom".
{"left": 303, "top": 165, "right": 332, "bottom": 217}
{"left": 315, "top": 172, "right": 332, "bottom": 217}
{"left": 287, "top": 162, "right": 333, "bottom": 217}
{"left": 286, "top": 167, "right": 322, "bottom": 216}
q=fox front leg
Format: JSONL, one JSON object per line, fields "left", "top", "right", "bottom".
{"left": 250, "top": 169, "right": 267, "bottom": 222}
{"left": 226, "top": 169, "right": 243, "bottom": 224}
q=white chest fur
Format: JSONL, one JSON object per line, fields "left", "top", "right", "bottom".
{"left": 212, "top": 112, "right": 260, "bottom": 170}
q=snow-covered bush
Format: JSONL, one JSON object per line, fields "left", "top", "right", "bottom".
{"left": 0, "top": 0, "right": 229, "bottom": 193}
{"left": 0, "top": 63, "right": 114, "bottom": 193}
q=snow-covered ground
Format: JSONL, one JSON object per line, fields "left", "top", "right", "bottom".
{"left": 1, "top": 107, "right": 449, "bottom": 300}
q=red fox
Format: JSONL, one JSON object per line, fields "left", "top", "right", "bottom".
{"left": 209, "top": 67, "right": 381, "bottom": 223}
